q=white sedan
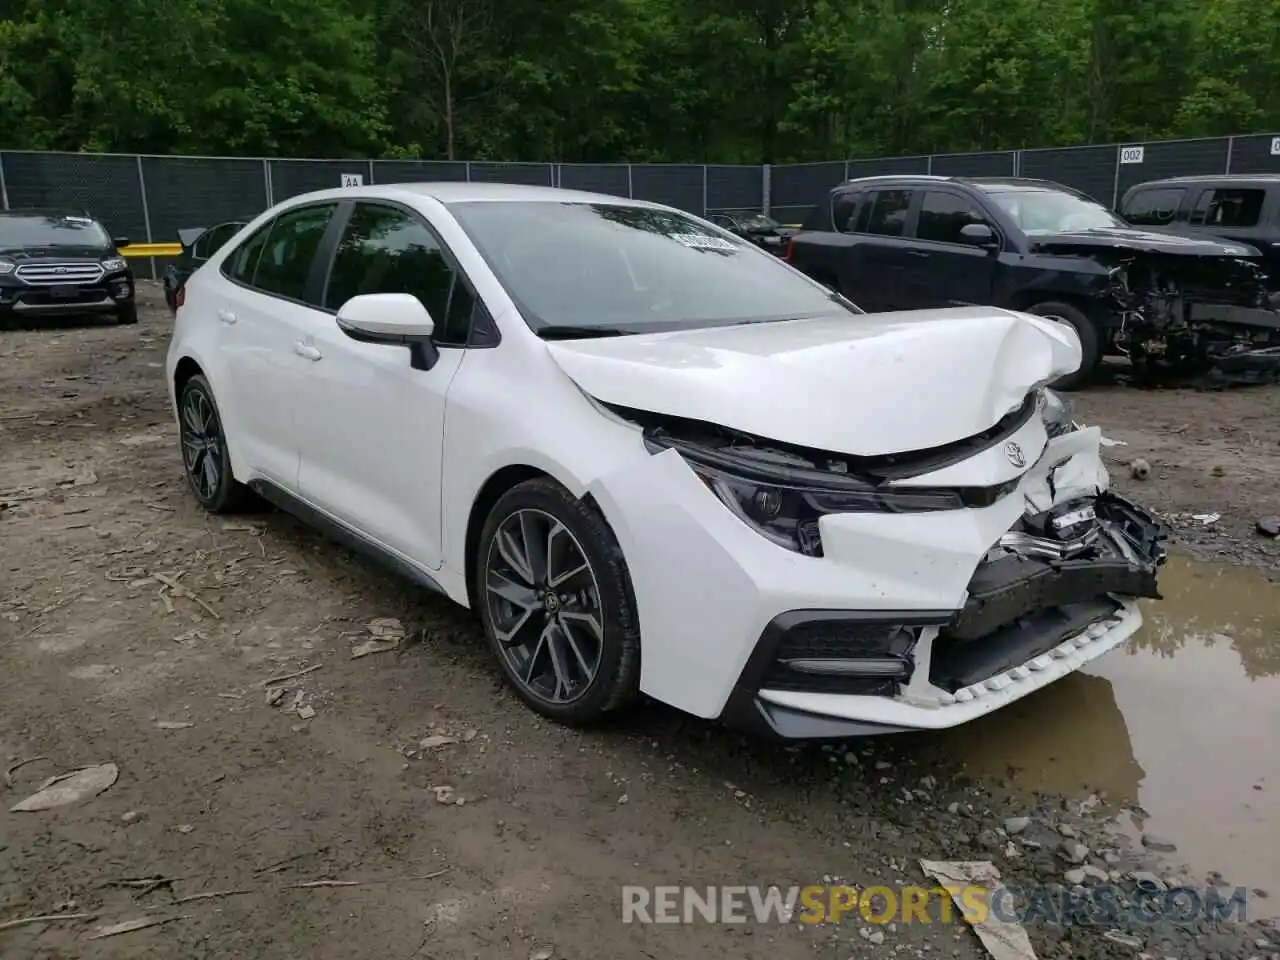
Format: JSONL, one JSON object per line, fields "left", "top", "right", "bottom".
{"left": 166, "top": 182, "right": 1167, "bottom": 738}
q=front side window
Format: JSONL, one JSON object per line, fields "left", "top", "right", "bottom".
{"left": 324, "top": 203, "right": 473, "bottom": 346}
{"left": 864, "top": 190, "right": 912, "bottom": 237}
{"left": 916, "top": 191, "right": 988, "bottom": 244}
{"left": 1190, "top": 188, "right": 1265, "bottom": 228}
{"left": 986, "top": 188, "right": 1125, "bottom": 234}
{"left": 251, "top": 203, "right": 336, "bottom": 303}
{"left": 447, "top": 200, "right": 854, "bottom": 335}
{"left": 1123, "top": 188, "right": 1185, "bottom": 226}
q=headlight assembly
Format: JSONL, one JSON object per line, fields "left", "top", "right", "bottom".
{"left": 101, "top": 257, "right": 127, "bottom": 272}
{"left": 1039, "top": 388, "right": 1077, "bottom": 438}
{"left": 645, "top": 434, "right": 965, "bottom": 556}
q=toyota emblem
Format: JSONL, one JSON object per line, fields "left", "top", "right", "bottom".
{"left": 1004, "top": 441, "right": 1027, "bottom": 468}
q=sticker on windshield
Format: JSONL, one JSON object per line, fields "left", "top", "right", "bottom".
{"left": 669, "top": 232, "right": 738, "bottom": 251}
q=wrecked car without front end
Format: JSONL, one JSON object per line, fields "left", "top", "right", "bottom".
{"left": 786, "top": 175, "right": 1280, "bottom": 387}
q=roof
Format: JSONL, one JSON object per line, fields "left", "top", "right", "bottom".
{"left": 276, "top": 181, "right": 661, "bottom": 208}
{"left": 1127, "top": 174, "right": 1280, "bottom": 187}
{"left": 838, "top": 175, "right": 1085, "bottom": 195}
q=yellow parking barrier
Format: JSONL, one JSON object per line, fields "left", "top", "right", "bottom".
{"left": 119, "top": 242, "right": 183, "bottom": 257}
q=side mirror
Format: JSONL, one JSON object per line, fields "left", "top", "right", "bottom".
{"left": 112, "top": 236, "right": 130, "bottom": 249}
{"left": 336, "top": 293, "right": 439, "bottom": 371}
{"left": 959, "top": 223, "right": 997, "bottom": 248}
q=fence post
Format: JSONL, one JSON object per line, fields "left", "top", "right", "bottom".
{"left": 1013, "top": 150, "right": 1021, "bottom": 176}
{"left": 1110, "top": 145, "right": 1122, "bottom": 209}
{"left": 701, "top": 164, "right": 708, "bottom": 216}
{"left": 135, "top": 155, "right": 157, "bottom": 281}
{"left": 627, "top": 163, "right": 634, "bottom": 198}
{"left": 1225, "top": 136, "right": 1235, "bottom": 174}
{"left": 926, "top": 155, "right": 934, "bottom": 175}
{"left": 262, "top": 160, "right": 273, "bottom": 207}
{"left": 843, "top": 159, "right": 850, "bottom": 181}
{"left": 367, "top": 159, "right": 376, "bottom": 185}
{"left": 555, "top": 163, "right": 562, "bottom": 188}
{"left": 0, "top": 152, "right": 8, "bottom": 210}
{"left": 465, "top": 161, "right": 472, "bottom": 182}
{"left": 762, "top": 164, "right": 771, "bottom": 215}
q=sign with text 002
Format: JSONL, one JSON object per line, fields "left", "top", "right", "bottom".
{"left": 1119, "top": 146, "right": 1144, "bottom": 165}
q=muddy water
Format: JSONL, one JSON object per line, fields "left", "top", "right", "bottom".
{"left": 925, "top": 554, "right": 1280, "bottom": 906}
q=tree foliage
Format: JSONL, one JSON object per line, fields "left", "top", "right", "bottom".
{"left": 0, "top": 0, "right": 1272, "bottom": 161}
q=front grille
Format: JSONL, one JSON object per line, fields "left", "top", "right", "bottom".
{"left": 17, "top": 288, "right": 110, "bottom": 306}
{"left": 15, "top": 262, "right": 106, "bottom": 285}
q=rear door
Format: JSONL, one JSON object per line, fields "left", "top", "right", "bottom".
{"left": 841, "top": 188, "right": 919, "bottom": 310}
{"left": 214, "top": 202, "right": 339, "bottom": 488}
{"left": 900, "top": 189, "right": 1000, "bottom": 307}
{"left": 1184, "top": 185, "right": 1280, "bottom": 275}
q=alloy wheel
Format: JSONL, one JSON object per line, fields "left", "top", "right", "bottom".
{"left": 484, "top": 508, "right": 605, "bottom": 704}
{"left": 180, "top": 386, "right": 223, "bottom": 501}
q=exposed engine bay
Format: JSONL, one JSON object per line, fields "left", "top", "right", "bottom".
{"left": 1105, "top": 251, "right": 1280, "bottom": 385}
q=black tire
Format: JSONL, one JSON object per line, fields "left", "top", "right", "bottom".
{"left": 1024, "top": 300, "right": 1102, "bottom": 391}
{"left": 177, "top": 374, "right": 254, "bottom": 513}
{"left": 475, "top": 477, "right": 640, "bottom": 725}
{"left": 116, "top": 302, "right": 139, "bottom": 325}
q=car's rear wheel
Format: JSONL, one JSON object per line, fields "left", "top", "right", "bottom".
{"left": 116, "top": 303, "right": 138, "bottom": 325}
{"left": 178, "top": 374, "right": 253, "bottom": 513}
{"left": 1025, "top": 301, "right": 1102, "bottom": 390}
{"left": 476, "top": 478, "right": 640, "bottom": 724}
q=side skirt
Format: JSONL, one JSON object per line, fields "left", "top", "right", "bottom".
{"left": 246, "top": 478, "right": 448, "bottom": 598}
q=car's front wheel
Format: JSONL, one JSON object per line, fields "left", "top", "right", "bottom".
{"left": 1025, "top": 300, "right": 1102, "bottom": 391}
{"left": 476, "top": 478, "right": 640, "bottom": 724}
{"left": 178, "top": 374, "right": 253, "bottom": 513}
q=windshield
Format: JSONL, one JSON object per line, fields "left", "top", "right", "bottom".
{"left": 447, "top": 201, "right": 850, "bottom": 334}
{"left": 0, "top": 214, "right": 111, "bottom": 253}
{"left": 985, "top": 189, "right": 1125, "bottom": 235}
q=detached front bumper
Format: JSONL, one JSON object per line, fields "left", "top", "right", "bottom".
{"left": 588, "top": 416, "right": 1167, "bottom": 738}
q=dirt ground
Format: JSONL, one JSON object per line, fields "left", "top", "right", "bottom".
{"left": 1, "top": 286, "right": 1277, "bottom": 960}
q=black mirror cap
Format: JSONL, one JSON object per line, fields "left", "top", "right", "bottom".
{"left": 112, "top": 236, "right": 130, "bottom": 249}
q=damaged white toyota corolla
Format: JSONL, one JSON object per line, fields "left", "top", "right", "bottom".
{"left": 167, "top": 182, "right": 1167, "bottom": 739}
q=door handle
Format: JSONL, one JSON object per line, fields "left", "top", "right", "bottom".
{"left": 217, "top": 309, "right": 238, "bottom": 325}
{"left": 907, "top": 250, "right": 931, "bottom": 258}
{"left": 293, "top": 341, "right": 322, "bottom": 361}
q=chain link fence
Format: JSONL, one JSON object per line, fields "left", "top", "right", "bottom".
{"left": 2, "top": 133, "right": 1279, "bottom": 278}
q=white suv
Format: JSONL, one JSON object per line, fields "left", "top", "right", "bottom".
{"left": 166, "top": 182, "right": 1166, "bottom": 738}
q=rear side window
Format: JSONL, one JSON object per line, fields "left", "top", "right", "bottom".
{"left": 252, "top": 203, "right": 337, "bottom": 302}
{"left": 831, "top": 192, "right": 859, "bottom": 232}
{"left": 916, "top": 191, "right": 988, "bottom": 244}
{"left": 1123, "top": 188, "right": 1186, "bottom": 226}
{"left": 323, "top": 202, "right": 473, "bottom": 346}
{"left": 864, "top": 190, "right": 912, "bottom": 237}
{"left": 224, "top": 221, "right": 273, "bottom": 284}
{"left": 1190, "top": 188, "right": 1266, "bottom": 228}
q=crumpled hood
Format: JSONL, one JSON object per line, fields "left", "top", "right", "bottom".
{"left": 547, "top": 307, "right": 1082, "bottom": 456}
{"left": 1030, "top": 227, "right": 1260, "bottom": 258}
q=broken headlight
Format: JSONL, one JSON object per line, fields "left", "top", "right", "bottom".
{"left": 645, "top": 435, "right": 963, "bottom": 556}
{"left": 1038, "top": 388, "right": 1076, "bottom": 438}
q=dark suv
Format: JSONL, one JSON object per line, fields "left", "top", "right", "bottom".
{"left": 786, "top": 176, "right": 1280, "bottom": 387}
{"left": 163, "top": 219, "right": 248, "bottom": 312}
{"left": 0, "top": 208, "right": 136, "bottom": 326}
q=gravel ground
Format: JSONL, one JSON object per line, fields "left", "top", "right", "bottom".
{"left": 1, "top": 286, "right": 1277, "bottom": 959}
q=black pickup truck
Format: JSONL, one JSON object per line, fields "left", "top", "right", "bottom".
{"left": 785, "top": 175, "right": 1280, "bottom": 388}
{"left": 1119, "top": 174, "right": 1280, "bottom": 278}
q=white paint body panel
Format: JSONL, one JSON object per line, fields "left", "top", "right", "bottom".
{"left": 166, "top": 181, "right": 1148, "bottom": 736}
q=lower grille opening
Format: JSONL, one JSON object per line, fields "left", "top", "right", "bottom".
{"left": 761, "top": 620, "right": 920, "bottom": 696}
{"left": 929, "top": 598, "right": 1121, "bottom": 693}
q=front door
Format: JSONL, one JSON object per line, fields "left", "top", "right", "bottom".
{"left": 901, "top": 189, "right": 999, "bottom": 308}
{"left": 291, "top": 201, "right": 476, "bottom": 570}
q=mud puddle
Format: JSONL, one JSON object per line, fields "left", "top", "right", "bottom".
{"left": 923, "top": 553, "right": 1280, "bottom": 911}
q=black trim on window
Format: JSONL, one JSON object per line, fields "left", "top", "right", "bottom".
{"left": 217, "top": 200, "right": 341, "bottom": 313}
{"left": 309, "top": 197, "right": 501, "bottom": 351}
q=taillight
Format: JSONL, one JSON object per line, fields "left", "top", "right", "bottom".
{"left": 784, "top": 237, "right": 795, "bottom": 262}
{"left": 175, "top": 286, "right": 185, "bottom": 309}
